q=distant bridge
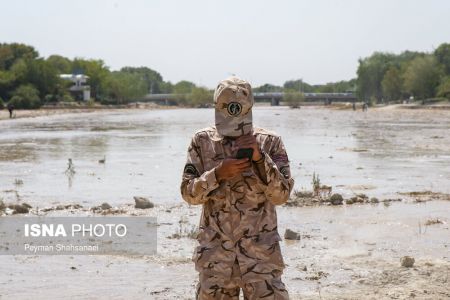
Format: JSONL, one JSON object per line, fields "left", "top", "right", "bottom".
{"left": 140, "top": 92, "right": 357, "bottom": 106}
{"left": 254, "top": 92, "right": 357, "bottom": 105}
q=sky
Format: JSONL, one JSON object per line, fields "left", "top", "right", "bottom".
{"left": 1, "top": 0, "right": 449, "bottom": 88}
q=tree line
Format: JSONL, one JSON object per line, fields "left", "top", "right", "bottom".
{"left": 356, "top": 43, "right": 450, "bottom": 104}
{"left": 254, "top": 42, "right": 450, "bottom": 106}
{"left": 0, "top": 42, "right": 449, "bottom": 109}
{"left": 0, "top": 43, "right": 213, "bottom": 109}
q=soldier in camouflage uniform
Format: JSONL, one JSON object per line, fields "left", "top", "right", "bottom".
{"left": 181, "top": 76, "right": 294, "bottom": 299}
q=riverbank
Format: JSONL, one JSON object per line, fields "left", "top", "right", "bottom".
{"left": 329, "top": 100, "right": 450, "bottom": 111}
{"left": 2, "top": 100, "right": 450, "bottom": 121}
{"left": 0, "top": 102, "right": 169, "bottom": 121}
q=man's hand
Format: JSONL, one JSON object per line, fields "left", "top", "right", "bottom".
{"left": 234, "top": 133, "right": 262, "bottom": 161}
{"left": 215, "top": 158, "right": 251, "bottom": 182}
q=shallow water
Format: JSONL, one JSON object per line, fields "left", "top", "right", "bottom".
{"left": 0, "top": 107, "right": 449, "bottom": 207}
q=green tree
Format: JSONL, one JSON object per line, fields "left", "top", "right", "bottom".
{"left": 0, "top": 69, "right": 16, "bottom": 99}
{"left": 72, "top": 58, "right": 109, "bottom": 100}
{"left": 283, "top": 90, "right": 304, "bottom": 108}
{"left": 283, "top": 79, "right": 313, "bottom": 93}
{"left": 356, "top": 52, "right": 396, "bottom": 102}
{"left": 188, "top": 87, "right": 213, "bottom": 107}
{"left": 315, "top": 83, "right": 334, "bottom": 93}
{"left": 434, "top": 43, "right": 450, "bottom": 75}
{"left": 173, "top": 80, "right": 196, "bottom": 104}
{"left": 3, "top": 57, "right": 60, "bottom": 99}
{"left": 356, "top": 50, "right": 425, "bottom": 102}
{"left": 120, "top": 66, "right": 164, "bottom": 94}
{"left": 381, "top": 66, "right": 403, "bottom": 101}
{"left": 0, "top": 43, "right": 40, "bottom": 99}
{"left": 0, "top": 43, "right": 38, "bottom": 70}
{"left": 9, "top": 58, "right": 28, "bottom": 83}
{"left": 437, "top": 76, "right": 450, "bottom": 99}
{"left": 104, "top": 71, "right": 147, "bottom": 104}
{"left": 326, "top": 79, "right": 357, "bottom": 93}
{"left": 253, "top": 83, "right": 283, "bottom": 93}
{"left": 9, "top": 84, "right": 41, "bottom": 109}
{"left": 173, "top": 80, "right": 196, "bottom": 94}
{"left": 26, "top": 59, "right": 60, "bottom": 97}
{"left": 403, "top": 55, "right": 441, "bottom": 100}
{"left": 159, "top": 81, "right": 173, "bottom": 93}
{"left": 47, "top": 55, "right": 72, "bottom": 74}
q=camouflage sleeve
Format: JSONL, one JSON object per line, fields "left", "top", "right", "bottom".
{"left": 256, "top": 136, "right": 294, "bottom": 205}
{"left": 180, "top": 134, "right": 220, "bottom": 205}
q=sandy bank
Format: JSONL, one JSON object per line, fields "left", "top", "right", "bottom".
{"left": 0, "top": 103, "right": 172, "bottom": 121}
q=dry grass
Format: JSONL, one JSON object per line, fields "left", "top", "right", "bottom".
{"left": 425, "top": 218, "right": 444, "bottom": 226}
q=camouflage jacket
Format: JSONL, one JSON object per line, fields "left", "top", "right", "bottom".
{"left": 180, "top": 126, "right": 294, "bottom": 283}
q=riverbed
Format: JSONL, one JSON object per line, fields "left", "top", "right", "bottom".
{"left": 1, "top": 107, "right": 449, "bottom": 206}
{"left": 0, "top": 107, "right": 449, "bottom": 299}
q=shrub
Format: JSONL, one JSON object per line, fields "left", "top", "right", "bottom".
{"left": 61, "top": 94, "right": 75, "bottom": 102}
{"left": 86, "top": 99, "right": 96, "bottom": 107}
{"left": 437, "top": 76, "right": 450, "bottom": 99}
{"left": 44, "top": 94, "right": 59, "bottom": 103}
{"left": 188, "top": 87, "right": 213, "bottom": 107}
{"left": 100, "top": 97, "right": 115, "bottom": 105}
{"left": 283, "top": 91, "right": 304, "bottom": 108}
{"left": 10, "top": 85, "right": 42, "bottom": 109}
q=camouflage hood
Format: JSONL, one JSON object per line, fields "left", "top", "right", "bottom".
{"left": 214, "top": 76, "right": 254, "bottom": 137}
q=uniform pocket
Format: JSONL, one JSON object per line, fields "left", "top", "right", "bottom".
{"left": 248, "top": 231, "right": 285, "bottom": 269}
{"left": 192, "top": 243, "right": 220, "bottom": 268}
{"left": 192, "top": 238, "right": 236, "bottom": 280}
{"left": 192, "top": 228, "right": 233, "bottom": 268}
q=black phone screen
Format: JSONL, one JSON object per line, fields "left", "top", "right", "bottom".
{"left": 236, "top": 148, "right": 254, "bottom": 160}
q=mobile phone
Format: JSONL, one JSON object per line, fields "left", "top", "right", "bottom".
{"left": 236, "top": 148, "right": 254, "bottom": 160}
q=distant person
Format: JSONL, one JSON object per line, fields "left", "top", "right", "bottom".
{"left": 362, "top": 102, "right": 368, "bottom": 112}
{"left": 7, "top": 103, "right": 14, "bottom": 118}
{"left": 352, "top": 102, "right": 356, "bottom": 111}
{"left": 181, "top": 76, "right": 293, "bottom": 299}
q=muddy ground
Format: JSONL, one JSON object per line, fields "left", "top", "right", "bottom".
{"left": 0, "top": 193, "right": 449, "bottom": 300}
{"left": 0, "top": 102, "right": 166, "bottom": 121}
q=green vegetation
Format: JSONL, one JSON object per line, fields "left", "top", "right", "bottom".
{"left": 9, "top": 84, "right": 41, "bottom": 109}
{"left": 252, "top": 83, "right": 283, "bottom": 93}
{"left": 188, "top": 87, "right": 213, "bottom": 107}
{"left": 437, "top": 76, "right": 450, "bottom": 98}
{"left": 0, "top": 43, "right": 210, "bottom": 108}
{"left": 403, "top": 55, "right": 441, "bottom": 101}
{"left": 1, "top": 42, "right": 449, "bottom": 109}
{"left": 381, "top": 66, "right": 403, "bottom": 101}
{"left": 255, "top": 78, "right": 357, "bottom": 94}
{"left": 355, "top": 43, "right": 450, "bottom": 104}
{"left": 283, "top": 90, "right": 304, "bottom": 108}
{"left": 272, "top": 43, "right": 450, "bottom": 104}
{"left": 434, "top": 43, "right": 450, "bottom": 75}
{"left": 103, "top": 71, "right": 147, "bottom": 104}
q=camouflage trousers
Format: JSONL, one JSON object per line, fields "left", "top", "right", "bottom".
{"left": 195, "top": 259, "right": 289, "bottom": 300}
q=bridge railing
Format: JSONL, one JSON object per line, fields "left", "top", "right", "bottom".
{"left": 138, "top": 92, "right": 357, "bottom": 105}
